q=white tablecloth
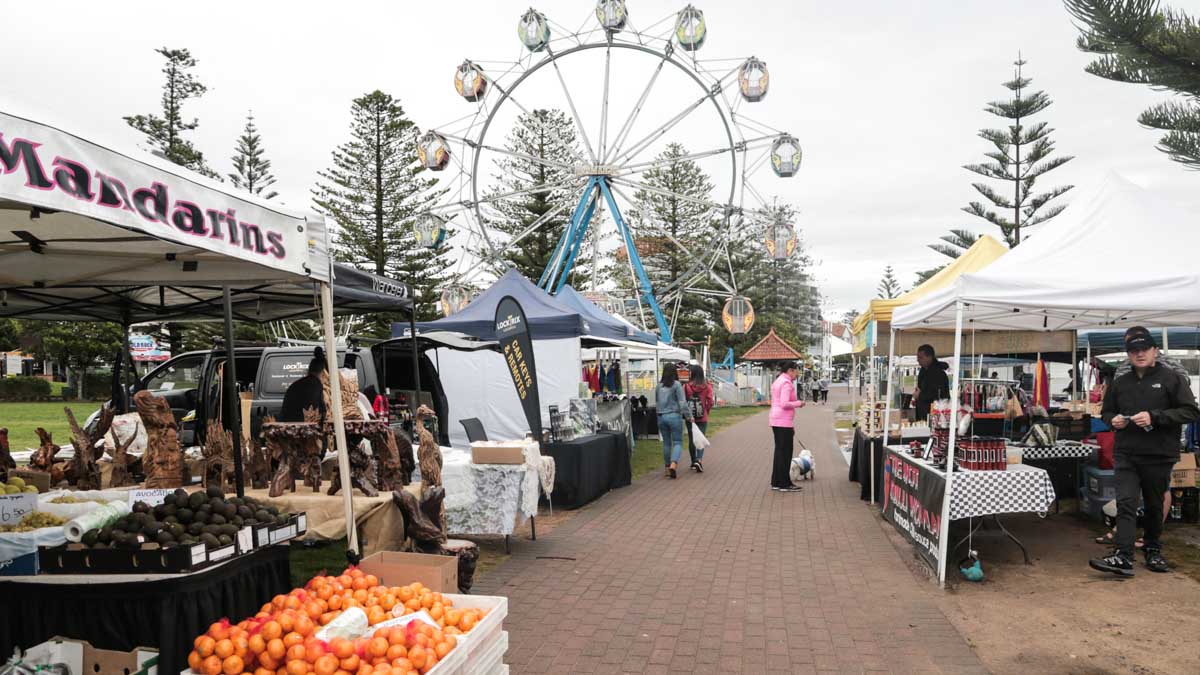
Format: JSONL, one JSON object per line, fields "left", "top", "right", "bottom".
{"left": 432, "top": 442, "right": 541, "bottom": 537}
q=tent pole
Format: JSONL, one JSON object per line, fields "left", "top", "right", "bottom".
{"left": 321, "top": 281, "right": 359, "bottom": 556}
{"left": 410, "top": 291, "right": 421, "bottom": 422}
{"left": 878, "top": 328, "right": 898, "bottom": 506}
{"left": 938, "top": 300, "right": 965, "bottom": 588}
{"left": 222, "top": 286, "right": 246, "bottom": 498}
{"left": 121, "top": 321, "right": 131, "bottom": 414}
{"left": 1071, "top": 331, "right": 1078, "bottom": 403}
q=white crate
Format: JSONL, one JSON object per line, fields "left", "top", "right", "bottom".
{"left": 427, "top": 594, "right": 508, "bottom": 675}
{"left": 474, "top": 631, "right": 508, "bottom": 675}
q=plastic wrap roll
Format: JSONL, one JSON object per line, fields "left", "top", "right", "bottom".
{"left": 62, "top": 499, "right": 130, "bottom": 542}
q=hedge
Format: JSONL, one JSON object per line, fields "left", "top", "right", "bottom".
{"left": 0, "top": 376, "right": 52, "bottom": 401}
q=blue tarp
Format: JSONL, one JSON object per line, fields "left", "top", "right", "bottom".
{"left": 1078, "top": 327, "right": 1200, "bottom": 352}
{"left": 395, "top": 269, "right": 587, "bottom": 340}
{"left": 556, "top": 285, "right": 658, "bottom": 345}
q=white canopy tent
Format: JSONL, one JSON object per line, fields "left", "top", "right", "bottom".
{"left": 0, "top": 110, "right": 401, "bottom": 554}
{"left": 882, "top": 173, "right": 1200, "bottom": 587}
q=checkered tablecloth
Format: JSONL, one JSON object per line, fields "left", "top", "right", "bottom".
{"left": 947, "top": 463, "right": 1057, "bottom": 520}
{"left": 1017, "top": 442, "right": 1095, "bottom": 461}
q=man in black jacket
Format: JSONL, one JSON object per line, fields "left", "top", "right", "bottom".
{"left": 279, "top": 349, "right": 327, "bottom": 423}
{"left": 912, "top": 344, "right": 950, "bottom": 421}
{"left": 1090, "top": 327, "right": 1200, "bottom": 576}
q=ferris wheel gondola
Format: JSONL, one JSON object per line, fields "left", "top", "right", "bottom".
{"left": 414, "top": 2, "right": 803, "bottom": 343}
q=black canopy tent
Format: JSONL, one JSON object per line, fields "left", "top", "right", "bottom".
{"left": 0, "top": 110, "right": 411, "bottom": 553}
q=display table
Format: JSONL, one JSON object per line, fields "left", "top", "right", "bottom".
{"left": 0, "top": 545, "right": 290, "bottom": 675}
{"left": 441, "top": 446, "right": 540, "bottom": 546}
{"left": 1017, "top": 441, "right": 1095, "bottom": 513}
{"left": 631, "top": 407, "right": 658, "bottom": 438}
{"left": 247, "top": 488, "right": 405, "bottom": 555}
{"left": 541, "top": 432, "right": 630, "bottom": 509}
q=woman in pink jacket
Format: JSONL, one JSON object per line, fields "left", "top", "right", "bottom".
{"left": 770, "top": 361, "right": 806, "bottom": 491}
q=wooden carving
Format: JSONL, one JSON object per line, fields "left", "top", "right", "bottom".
{"left": 65, "top": 406, "right": 110, "bottom": 490}
{"left": 0, "top": 428, "right": 13, "bottom": 481}
{"left": 30, "top": 428, "right": 58, "bottom": 471}
{"left": 106, "top": 422, "right": 139, "bottom": 488}
{"left": 415, "top": 405, "right": 445, "bottom": 540}
{"left": 373, "top": 427, "right": 405, "bottom": 491}
{"left": 244, "top": 431, "right": 271, "bottom": 490}
{"left": 320, "top": 371, "right": 363, "bottom": 421}
{"left": 135, "top": 390, "right": 183, "bottom": 488}
{"left": 327, "top": 436, "right": 379, "bottom": 497}
{"left": 392, "top": 487, "right": 445, "bottom": 550}
{"left": 263, "top": 420, "right": 323, "bottom": 497}
{"left": 202, "top": 420, "right": 235, "bottom": 493}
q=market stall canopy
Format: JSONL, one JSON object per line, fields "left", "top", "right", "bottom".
{"left": 0, "top": 111, "right": 415, "bottom": 322}
{"left": 1078, "top": 327, "right": 1200, "bottom": 353}
{"left": 557, "top": 285, "right": 657, "bottom": 345}
{"left": 403, "top": 268, "right": 587, "bottom": 340}
{"left": 851, "top": 234, "right": 1008, "bottom": 352}
{"left": 893, "top": 173, "right": 1200, "bottom": 331}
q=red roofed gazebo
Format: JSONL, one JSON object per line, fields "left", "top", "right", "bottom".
{"left": 741, "top": 327, "right": 803, "bottom": 363}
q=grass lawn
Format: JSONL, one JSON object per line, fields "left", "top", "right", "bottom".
{"left": 289, "top": 538, "right": 352, "bottom": 588}
{"left": 630, "top": 405, "right": 765, "bottom": 479}
{"left": 836, "top": 403, "right": 853, "bottom": 413}
{"left": 0, "top": 400, "right": 105, "bottom": 450}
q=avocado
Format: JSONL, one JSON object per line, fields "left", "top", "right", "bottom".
{"left": 169, "top": 523, "right": 185, "bottom": 538}
{"left": 188, "top": 491, "right": 207, "bottom": 509}
{"left": 210, "top": 513, "right": 226, "bottom": 526}
{"left": 97, "top": 527, "right": 113, "bottom": 544}
{"left": 200, "top": 533, "right": 220, "bottom": 548}
{"left": 164, "top": 515, "right": 178, "bottom": 525}
{"left": 81, "top": 529, "right": 99, "bottom": 547}
{"left": 187, "top": 522, "right": 204, "bottom": 536}
{"left": 132, "top": 501, "right": 151, "bottom": 514}
{"left": 156, "top": 530, "right": 175, "bottom": 546}
{"left": 230, "top": 497, "right": 244, "bottom": 507}
{"left": 237, "top": 505, "right": 253, "bottom": 520}
{"left": 153, "top": 504, "right": 167, "bottom": 520}
{"left": 173, "top": 488, "right": 189, "bottom": 502}
{"left": 254, "top": 509, "right": 271, "bottom": 522}
{"left": 193, "top": 511, "right": 209, "bottom": 525}
{"left": 197, "top": 502, "right": 212, "bottom": 514}
{"left": 231, "top": 516, "right": 244, "bottom": 527}
{"left": 202, "top": 524, "right": 221, "bottom": 536}
{"left": 206, "top": 485, "right": 224, "bottom": 499}
{"left": 176, "top": 508, "right": 194, "bottom": 524}
{"left": 142, "top": 521, "right": 162, "bottom": 538}
{"left": 219, "top": 524, "right": 238, "bottom": 536}
{"left": 217, "top": 533, "right": 233, "bottom": 546}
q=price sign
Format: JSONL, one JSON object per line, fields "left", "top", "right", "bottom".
{"left": 0, "top": 493, "right": 38, "bottom": 526}
{"left": 128, "top": 488, "right": 174, "bottom": 508}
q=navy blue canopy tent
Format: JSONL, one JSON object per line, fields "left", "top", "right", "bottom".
{"left": 556, "top": 285, "right": 658, "bottom": 345}
{"left": 1078, "top": 327, "right": 1200, "bottom": 353}
{"left": 395, "top": 268, "right": 587, "bottom": 340}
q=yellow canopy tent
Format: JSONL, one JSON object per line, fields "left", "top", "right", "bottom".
{"left": 852, "top": 235, "right": 1009, "bottom": 354}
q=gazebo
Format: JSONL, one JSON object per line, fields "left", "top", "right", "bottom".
{"left": 741, "top": 327, "right": 803, "bottom": 364}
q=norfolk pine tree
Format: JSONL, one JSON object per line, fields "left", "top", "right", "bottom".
{"left": 487, "top": 109, "right": 584, "bottom": 280}
{"left": 312, "top": 91, "right": 448, "bottom": 330}
{"left": 229, "top": 112, "right": 279, "bottom": 199}
{"left": 963, "top": 57, "right": 1074, "bottom": 246}
{"left": 124, "top": 47, "right": 220, "bottom": 180}
{"left": 877, "top": 266, "right": 901, "bottom": 299}
{"left": 1066, "top": 0, "right": 1200, "bottom": 169}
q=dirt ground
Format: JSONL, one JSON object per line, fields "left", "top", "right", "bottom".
{"left": 917, "top": 508, "right": 1200, "bottom": 674}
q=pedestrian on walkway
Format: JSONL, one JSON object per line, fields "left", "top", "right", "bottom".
{"left": 770, "top": 360, "right": 806, "bottom": 492}
{"left": 819, "top": 375, "right": 830, "bottom": 404}
{"left": 1090, "top": 326, "right": 1200, "bottom": 577}
{"left": 685, "top": 364, "right": 715, "bottom": 473}
{"left": 656, "top": 363, "right": 693, "bottom": 479}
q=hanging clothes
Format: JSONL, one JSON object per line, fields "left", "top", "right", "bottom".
{"left": 609, "top": 363, "right": 621, "bottom": 393}
{"left": 599, "top": 363, "right": 609, "bottom": 393}
{"left": 589, "top": 364, "right": 601, "bottom": 392}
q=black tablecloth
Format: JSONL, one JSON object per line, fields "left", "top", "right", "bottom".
{"left": 0, "top": 545, "right": 290, "bottom": 675}
{"left": 848, "top": 428, "right": 887, "bottom": 503}
{"left": 631, "top": 407, "right": 658, "bottom": 438}
{"left": 543, "top": 432, "right": 628, "bottom": 509}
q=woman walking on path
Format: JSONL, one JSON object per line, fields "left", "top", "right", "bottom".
{"left": 770, "top": 361, "right": 806, "bottom": 491}
{"left": 656, "top": 364, "right": 694, "bottom": 479}
{"left": 685, "top": 364, "right": 715, "bottom": 473}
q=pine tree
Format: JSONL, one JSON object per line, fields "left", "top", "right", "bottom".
{"left": 229, "top": 112, "right": 279, "bottom": 199}
{"left": 312, "top": 91, "right": 448, "bottom": 331}
{"left": 963, "top": 56, "right": 1074, "bottom": 246}
{"left": 877, "top": 266, "right": 901, "bottom": 299}
{"left": 486, "top": 109, "right": 583, "bottom": 280}
{"left": 627, "top": 143, "right": 720, "bottom": 342}
{"left": 124, "top": 47, "right": 220, "bottom": 180}
{"left": 915, "top": 229, "right": 979, "bottom": 284}
{"left": 1066, "top": 0, "right": 1200, "bottom": 169}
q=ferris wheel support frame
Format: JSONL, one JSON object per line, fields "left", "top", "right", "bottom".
{"left": 537, "top": 174, "right": 673, "bottom": 342}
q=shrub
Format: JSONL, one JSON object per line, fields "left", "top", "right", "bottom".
{"left": 0, "top": 376, "right": 52, "bottom": 401}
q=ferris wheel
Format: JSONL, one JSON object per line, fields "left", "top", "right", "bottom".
{"left": 414, "top": 0, "right": 802, "bottom": 342}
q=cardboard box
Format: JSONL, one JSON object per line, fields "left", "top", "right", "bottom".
{"left": 359, "top": 550, "right": 458, "bottom": 592}
{"left": 1171, "top": 453, "right": 1197, "bottom": 489}
{"left": 22, "top": 636, "right": 157, "bottom": 674}
{"left": 7, "top": 468, "right": 51, "bottom": 493}
{"left": 470, "top": 441, "right": 527, "bottom": 465}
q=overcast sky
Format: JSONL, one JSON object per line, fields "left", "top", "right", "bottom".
{"left": 4, "top": 0, "right": 1197, "bottom": 322}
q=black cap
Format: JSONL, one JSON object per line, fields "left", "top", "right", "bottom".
{"left": 1124, "top": 326, "right": 1157, "bottom": 352}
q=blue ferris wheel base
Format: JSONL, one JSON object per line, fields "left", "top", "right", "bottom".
{"left": 538, "top": 176, "right": 673, "bottom": 343}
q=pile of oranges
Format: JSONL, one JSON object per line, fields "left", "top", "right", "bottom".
{"left": 186, "top": 566, "right": 489, "bottom": 675}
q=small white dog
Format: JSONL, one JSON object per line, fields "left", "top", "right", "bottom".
{"left": 790, "top": 448, "right": 815, "bottom": 483}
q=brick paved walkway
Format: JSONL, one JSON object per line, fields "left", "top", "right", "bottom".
{"left": 476, "top": 390, "right": 986, "bottom": 674}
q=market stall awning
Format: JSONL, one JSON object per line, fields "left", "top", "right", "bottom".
{"left": 403, "top": 268, "right": 587, "bottom": 340}
{"left": 851, "top": 234, "right": 1008, "bottom": 352}
{"left": 557, "top": 285, "right": 658, "bottom": 345}
{"left": 1078, "top": 327, "right": 1200, "bottom": 352}
{"left": 893, "top": 173, "right": 1200, "bottom": 331}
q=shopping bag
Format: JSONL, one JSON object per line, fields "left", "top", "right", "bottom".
{"left": 690, "top": 422, "right": 711, "bottom": 450}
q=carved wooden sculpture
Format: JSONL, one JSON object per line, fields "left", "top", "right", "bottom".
{"left": 372, "top": 427, "right": 405, "bottom": 491}
{"left": 326, "top": 436, "right": 379, "bottom": 497}
{"left": 263, "top": 420, "right": 323, "bottom": 497}
{"left": 244, "top": 431, "right": 271, "bottom": 490}
{"left": 392, "top": 487, "right": 445, "bottom": 550}
{"left": 66, "top": 406, "right": 111, "bottom": 490}
{"left": 0, "top": 428, "right": 14, "bottom": 482}
{"left": 202, "top": 420, "right": 235, "bottom": 493}
{"left": 30, "top": 428, "right": 58, "bottom": 471}
{"left": 135, "top": 390, "right": 183, "bottom": 488}
{"left": 415, "top": 405, "right": 445, "bottom": 540}
{"left": 106, "top": 422, "right": 139, "bottom": 488}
